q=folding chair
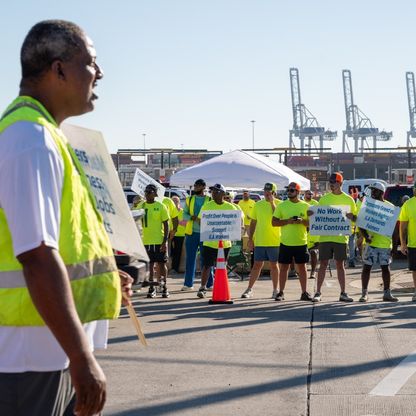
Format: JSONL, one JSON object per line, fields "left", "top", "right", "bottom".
{"left": 227, "top": 240, "right": 250, "bottom": 280}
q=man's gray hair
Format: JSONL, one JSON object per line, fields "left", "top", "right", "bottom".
{"left": 21, "top": 20, "right": 86, "bottom": 79}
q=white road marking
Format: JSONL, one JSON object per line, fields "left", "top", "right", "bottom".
{"left": 369, "top": 350, "right": 416, "bottom": 396}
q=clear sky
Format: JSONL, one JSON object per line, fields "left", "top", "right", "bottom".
{"left": 1, "top": 0, "right": 415, "bottom": 153}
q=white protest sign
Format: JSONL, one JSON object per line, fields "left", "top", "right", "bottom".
{"left": 356, "top": 197, "right": 400, "bottom": 237}
{"left": 309, "top": 205, "right": 352, "bottom": 236}
{"left": 200, "top": 210, "right": 242, "bottom": 242}
{"left": 131, "top": 168, "right": 165, "bottom": 200}
{"left": 62, "top": 124, "right": 148, "bottom": 261}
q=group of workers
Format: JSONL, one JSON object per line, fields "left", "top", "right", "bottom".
{"left": 135, "top": 172, "right": 416, "bottom": 305}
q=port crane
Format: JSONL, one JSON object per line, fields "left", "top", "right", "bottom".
{"left": 289, "top": 67, "right": 336, "bottom": 154}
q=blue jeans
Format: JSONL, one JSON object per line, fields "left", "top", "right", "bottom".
{"left": 184, "top": 232, "right": 213, "bottom": 288}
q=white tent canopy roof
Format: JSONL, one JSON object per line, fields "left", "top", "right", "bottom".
{"left": 170, "top": 150, "right": 310, "bottom": 190}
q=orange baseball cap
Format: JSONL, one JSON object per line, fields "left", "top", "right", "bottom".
{"left": 329, "top": 172, "right": 343, "bottom": 183}
{"left": 286, "top": 182, "right": 301, "bottom": 191}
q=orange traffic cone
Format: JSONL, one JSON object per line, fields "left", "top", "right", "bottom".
{"left": 209, "top": 240, "right": 233, "bottom": 304}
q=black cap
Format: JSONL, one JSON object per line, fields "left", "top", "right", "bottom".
{"left": 194, "top": 179, "right": 206, "bottom": 186}
{"left": 145, "top": 184, "right": 158, "bottom": 193}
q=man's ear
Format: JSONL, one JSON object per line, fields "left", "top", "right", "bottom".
{"left": 51, "top": 60, "right": 65, "bottom": 80}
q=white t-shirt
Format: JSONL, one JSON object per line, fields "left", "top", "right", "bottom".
{"left": 0, "top": 121, "right": 108, "bottom": 372}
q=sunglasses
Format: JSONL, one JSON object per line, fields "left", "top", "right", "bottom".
{"left": 287, "top": 188, "right": 297, "bottom": 192}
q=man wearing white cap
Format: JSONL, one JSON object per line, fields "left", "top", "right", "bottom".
{"left": 358, "top": 181, "right": 398, "bottom": 302}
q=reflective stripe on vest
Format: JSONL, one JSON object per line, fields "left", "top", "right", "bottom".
{"left": 0, "top": 256, "right": 117, "bottom": 289}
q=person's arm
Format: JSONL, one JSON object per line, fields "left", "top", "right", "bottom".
{"left": 169, "top": 216, "right": 179, "bottom": 240}
{"left": 359, "top": 227, "right": 372, "bottom": 244}
{"left": 272, "top": 217, "right": 297, "bottom": 227}
{"left": 247, "top": 219, "right": 257, "bottom": 251}
{"left": 18, "top": 244, "right": 106, "bottom": 416}
{"left": 400, "top": 221, "right": 409, "bottom": 255}
{"left": 160, "top": 220, "right": 169, "bottom": 252}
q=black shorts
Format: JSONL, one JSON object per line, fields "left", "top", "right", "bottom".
{"left": 408, "top": 247, "right": 416, "bottom": 271}
{"left": 278, "top": 243, "right": 309, "bottom": 265}
{"left": 201, "top": 246, "right": 230, "bottom": 268}
{"left": 145, "top": 244, "right": 168, "bottom": 263}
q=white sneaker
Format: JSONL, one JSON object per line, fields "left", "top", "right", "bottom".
{"left": 312, "top": 292, "right": 321, "bottom": 302}
{"left": 241, "top": 288, "right": 253, "bottom": 298}
{"left": 181, "top": 285, "right": 194, "bottom": 291}
{"left": 359, "top": 293, "right": 368, "bottom": 302}
{"left": 272, "top": 290, "right": 278, "bottom": 299}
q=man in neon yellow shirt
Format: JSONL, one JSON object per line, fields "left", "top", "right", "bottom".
{"left": 141, "top": 184, "right": 170, "bottom": 298}
{"left": 358, "top": 182, "right": 398, "bottom": 302}
{"left": 310, "top": 173, "right": 357, "bottom": 303}
{"left": 162, "top": 195, "right": 179, "bottom": 240}
{"left": 238, "top": 190, "right": 256, "bottom": 235}
{"left": 241, "top": 182, "right": 281, "bottom": 299}
{"left": 197, "top": 184, "right": 238, "bottom": 298}
{"left": 304, "top": 190, "right": 319, "bottom": 279}
{"left": 399, "top": 181, "right": 416, "bottom": 301}
{"left": 272, "top": 182, "right": 311, "bottom": 301}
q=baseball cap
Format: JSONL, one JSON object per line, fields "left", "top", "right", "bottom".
{"left": 209, "top": 183, "right": 226, "bottom": 193}
{"left": 286, "top": 182, "right": 301, "bottom": 191}
{"left": 329, "top": 172, "right": 343, "bottom": 184}
{"left": 369, "top": 181, "right": 386, "bottom": 193}
{"left": 145, "top": 183, "right": 158, "bottom": 193}
{"left": 194, "top": 179, "right": 206, "bottom": 186}
{"left": 264, "top": 182, "right": 277, "bottom": 192}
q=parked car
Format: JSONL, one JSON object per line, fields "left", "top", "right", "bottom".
{"left": 342, "top": 179, "right": 388, "bottom": 196}
{"left": 383, "top": 184, "right": 414, "bottom": 259}
{"left": 233, "top": 193, "right": 262, "bottom": 203}
{"left": 164, "top": 188, "right": 190, "bottom": 201}
{"left": 384, "top": 184, "right": 413, "bottom": 207}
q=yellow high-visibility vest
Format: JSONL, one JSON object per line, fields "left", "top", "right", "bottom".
{"left": 184, "top": 195, "right": 210, "bottom": 235}
{"left": 0, "top": 96, "right": 121, "bottom": 326}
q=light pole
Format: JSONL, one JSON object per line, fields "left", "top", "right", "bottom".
{"left": 250, "top": 120, "right": 255, "bottom": 150}
{"left": 142, "top": 133, "right": 146, "bottom": 150}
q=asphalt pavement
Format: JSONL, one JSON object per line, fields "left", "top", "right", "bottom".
{"left": 96, "top": 260, "right": 416, "bottom": 416}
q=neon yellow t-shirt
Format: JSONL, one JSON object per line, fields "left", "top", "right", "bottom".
{"left": 163, "top": 197, "right": 179, "bottom": 230}
{"left": 198, "top": 200, "right": 239, "bottom": 248}
{"left": 250, "top": 199, "right": 281, "bottom": 247}
{"left": 318, "top": 192, "right": 357, "bottom": 244}
{"left": 399, "top": 196, "right": 416, "bottom": 248}
{"left": 273, "top": 200, "right": 309, "bottom": 246}
{"left": 238, "top": 199, "right": 256, "bottom": 226}
{"left": 141, "top": 201, "right": 169, "bottom": 245}
{"left": 365, "top": 200, "right": 394, "bottom": 249}
{"left": 305, "top": 199, "right": 319, "bottom": 247}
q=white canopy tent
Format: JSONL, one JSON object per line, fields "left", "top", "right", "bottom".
{"left": 169, "top": 150, "right": 310, "bottom": 190}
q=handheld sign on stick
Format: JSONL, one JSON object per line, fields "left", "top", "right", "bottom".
{"left": 123, "top": 293, "right": 148, "bottom": 347}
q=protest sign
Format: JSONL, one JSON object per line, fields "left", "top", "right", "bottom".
{"left": 63, "top": 124, "right": 148, "bottom": 260}
{"left": 309, "top": 205, "right": 352, "bottom": 236}
{"left": 356, "top": 197, "right": 400, "bottom": 237}
{"left": 131, "top": 168, "right": 165, "bottom": 200}
{"left": 200, "top": 210, "right": 242, "bottom": 242}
